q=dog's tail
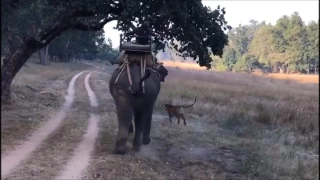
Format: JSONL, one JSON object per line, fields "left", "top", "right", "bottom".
{"left": 179, "top": 97, "right": 196, "bottom": 108}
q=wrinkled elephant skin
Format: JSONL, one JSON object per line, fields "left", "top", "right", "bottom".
{"left": 109, "top": 63, "right": 168, "bottom": 155}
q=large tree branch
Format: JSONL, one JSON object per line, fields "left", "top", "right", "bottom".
{"left": 36, "top": 8, "right": 103, "bottom": 41}
{"left": 1, "top": 0, "right": 21, "bottom": 12}
{"left": 9, "top": 4, "right": 123, "bottom": 59}
{"left": 37, "top": 5, "right": 124, "bottom": 40}
{"left": 28, "top": 16, "right": 117, "bottom": 52}
{"left": 72, "top": 17, "right": 117, "bottom": 31}
{"left": 72, "top": 8, "right": 98, "bottom": 17}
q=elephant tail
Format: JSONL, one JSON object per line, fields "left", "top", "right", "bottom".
{"left": 139, "top": 68, "right": 151, "bottom": 91}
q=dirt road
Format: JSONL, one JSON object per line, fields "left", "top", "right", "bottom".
{"left": 1, "top": 63, "right": 251, "bottom": 180}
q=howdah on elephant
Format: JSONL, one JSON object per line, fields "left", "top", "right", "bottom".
{"left": 109, "top": 38, "right": 168, "bottom": 154}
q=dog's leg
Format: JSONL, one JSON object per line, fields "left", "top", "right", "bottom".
{"left": 181, "top": 114, "right": 187, "bottom": 126}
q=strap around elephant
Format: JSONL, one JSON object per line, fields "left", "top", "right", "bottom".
{"left": 113, "top": 54, "right": 147, "bottom": 94}
{"left": 114, "top": 54, "right": 129, "bottom": 84}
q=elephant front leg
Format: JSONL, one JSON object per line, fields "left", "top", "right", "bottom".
{"left": 113, "top": 100, "right": 133, "bottom": 155}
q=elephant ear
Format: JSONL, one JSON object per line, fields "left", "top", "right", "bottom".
{"left": 157, "top": 65, "right": 168, "bottom": 82}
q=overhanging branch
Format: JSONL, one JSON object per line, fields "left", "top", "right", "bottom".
{"left": 37, "top": 8, "right": 106, "bottom": 41}
{"left": 72, "top": 17, "right": 117, "bottom": 31}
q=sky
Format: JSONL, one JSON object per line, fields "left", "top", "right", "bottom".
{"left": 103, "top": 0, "right": 319, "bottom": 48}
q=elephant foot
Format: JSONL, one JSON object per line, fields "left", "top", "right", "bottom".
{"left": 132, "top": 145, "right": 141, "bottom": 152}
{"left": 113, "top": 146, "right": 128, "bottom": 155}
{"left": 142, "top": 137, "right": 151, "bottom": 145}
{"left": 113, "top": 138, "right": 128, "bottom": 155}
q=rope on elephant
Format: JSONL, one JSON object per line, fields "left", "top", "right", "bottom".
{"left": 140, "top": 55, "right": 146, "bottom": 93}
{"left": 114, "top": 54, "right": 147, "bottom": 93}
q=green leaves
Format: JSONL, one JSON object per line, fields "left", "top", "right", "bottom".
{"left": 211, "top": 12, "right": 318, "bottom": 74}
{"left": 233, "top": 54, "right": 259, "bottom": 73}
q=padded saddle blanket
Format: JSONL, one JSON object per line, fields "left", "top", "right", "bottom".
{"left": 115, "top": 51, "right": 155, "bottom": 67}
{"left": 121, "top": 42, "right": 151, "bottom": 52}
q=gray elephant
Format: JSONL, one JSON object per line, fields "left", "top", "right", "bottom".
{"left": 109, "top": 62, "right": 168, "bottom": 155}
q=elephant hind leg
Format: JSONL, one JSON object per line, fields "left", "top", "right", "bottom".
{"left": 133, "top": 111, "right": 144, "bottom": 151}
{"left": 129, "top": 122, "right": 134, "bottom": 134}
{"left": 142, "top": 111, "right": 153, "bottom": 145}
{"left": 113, "top": 97, "right": 133, "bottom": 155}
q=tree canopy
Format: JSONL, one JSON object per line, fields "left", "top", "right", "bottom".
{"left": 1, "top": 0, "right": 231, "bottom": 100}
{"left": 2, "top": 0, "right": 231, "bottom": 67}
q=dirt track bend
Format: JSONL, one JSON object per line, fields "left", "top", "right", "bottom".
{"left": 1, "top": 68, "right": 108, "bottom": 180}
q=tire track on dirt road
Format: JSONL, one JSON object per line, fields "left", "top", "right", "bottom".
{"left": 56, "top": 71, "right": 100, "bottom": 179}
{"left": 1, "top": 70, "right": 87, "bottom": 179}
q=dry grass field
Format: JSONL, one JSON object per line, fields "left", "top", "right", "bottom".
{"left": 155, "top": 64, "right": 319, "bottom": 179}
{"left": 163, "top": 59, "right": 319, "bottom": 84}
{"left": 162, "top": 59, "right": 208, "bottom": 70}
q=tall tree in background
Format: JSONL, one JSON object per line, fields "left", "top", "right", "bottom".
{"left": 249, "top": 24, "right": 277, "bottom": 70}
{"left": 212, "top": 20, "right": 262, "bottom": 71}
{"left": 272, "top": 12, "right": 307, "bottom": 73}
{"left": 273, "top": 15, "right": 290, "bottom": 73}
{"left": 285, "top": 12, "right": 308, "bottom": 73}
{"left": 305, "top": 21, "right": 319, "bottom": 74}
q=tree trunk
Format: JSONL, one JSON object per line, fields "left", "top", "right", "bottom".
{"left": 45, "top": 44, "right": 49, "bottom": 64}
{"left": 1, "top": 47, "right": 33, "bottom": 102}
{"left": 306, "top": 57, "right": 310, "bottom": 75}
{"left": 284, "top": 64, "right": 289, "bottom": 74}
{"left": 64, "top": 40, "right": 70, "bottom": 62}
{"left": 279, "top": 65, "right": 284, "bottom": 74}
{"left": 38, "top": 44, "right": 49, "bottom": 65}
{"left": 38, "top": 46, "right": 47, "bottom": 65}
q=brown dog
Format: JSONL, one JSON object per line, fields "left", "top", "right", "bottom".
{"left": 163, "top": 97, "right": 196, "bottom": 125}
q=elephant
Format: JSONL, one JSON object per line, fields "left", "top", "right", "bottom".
{"left": 109, "top": 61, "right": 168, "bottom": 155}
